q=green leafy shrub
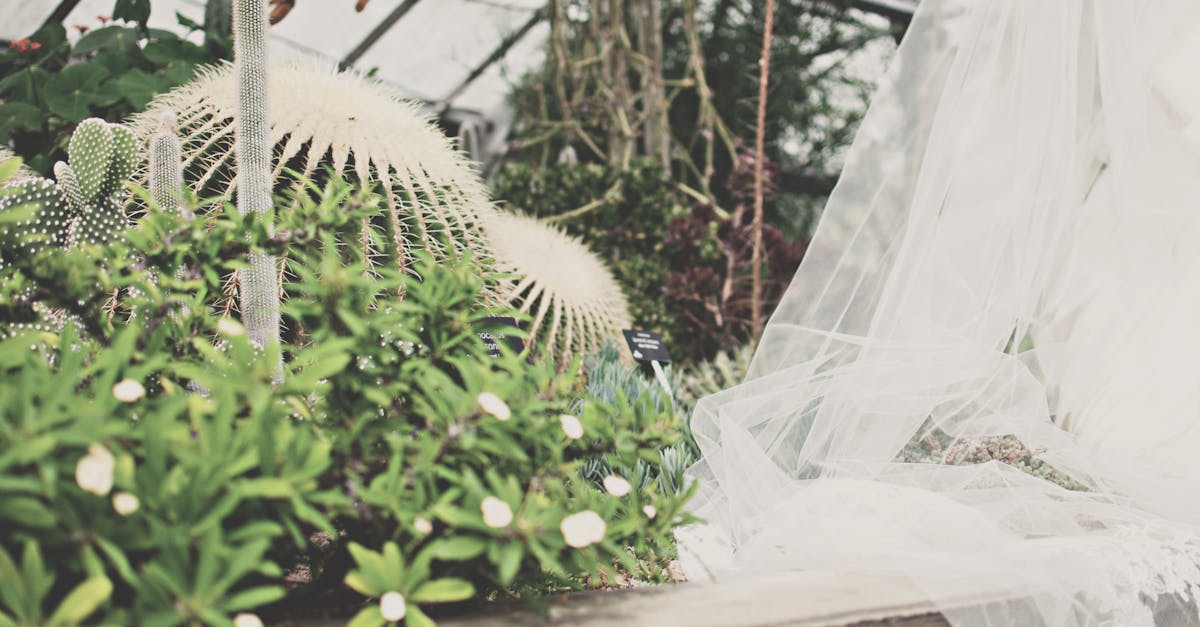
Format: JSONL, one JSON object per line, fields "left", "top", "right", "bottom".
{"left": 0, "top": 175, "right": 693, "bottom": 626}
{"left": 491, "top": 160, "right": 806, "bottom": 363}
{"left": 0, "top": 4, "right": 230, "bottom": 174}
{"left": 675, "top": 343, "right": 754, "bottom": 415}
{"left": 576, "top": 344, "right": 697, "bottom": 500}
{"left": 491, "top": 161, "right": 687, "bottom": 347}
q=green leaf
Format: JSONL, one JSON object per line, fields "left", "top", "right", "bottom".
{"left": 238, "top": 477, "right": 293, "bottom": 498}
{"left": 0, "top": 102, "right": 44, "bottom": 142}
{"left": 42, "top": 65, "right": 110, "bottom": 122}
{"left": 343, "top": 573, "right": 374, "bottom": 596}
{"left": 113, "top": 0, "right": 151, "bottom": 25}
{"left": 73, "top": 26, "right": 141, "bottom": 56}
{"left": 346, "top": 605, "right": 386, "bottom": 627}
{"left": 495, "top": 542, "right": 523, "bottom": 586}
{"left": 431, "top": 537, "right": 487, "bottom": 562}
{"left": 411, "top": 578, "right": 474, "bottom": 604}
{"left": 0, "top": 157, "right": 22, "bottom": 185}
{"left": 0, "top": 497, "right": 56, "bottom": 529}
{"left": 222, "top": 585, "right": 286, "bottom": 611}
{"left": 404, "top": 605, "right": 437, "bottom": 627}
{"left": 45, "top": 576, "right": 111, "bottom": 626}
{"left": 113, "top": 69, "right": 161, "bottom": 110}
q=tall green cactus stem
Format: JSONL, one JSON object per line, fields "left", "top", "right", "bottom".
{"left": 232, "top": 0, "right": 281, "bottom": 352}
{"left": 149, "top": 110, "right": 190, "bottom": 220}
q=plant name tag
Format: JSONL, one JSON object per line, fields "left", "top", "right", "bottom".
{"left": 477, "top": 317, "right": 525, "bottom": 358}
{"left": 622, "top": 329, "right": 671, "bottom": 364}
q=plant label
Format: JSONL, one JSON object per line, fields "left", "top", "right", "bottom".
{"left": 622, "top": 330, "right": 671, "bottom": 364}
{"left": 477, "top": 317, "right": 525, "bottom": 358}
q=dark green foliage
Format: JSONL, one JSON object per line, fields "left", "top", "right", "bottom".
{"left": 0, "top": 3, "right": 231, "bottom": 173}
{"left": 493, "top": 160, "right": 685, "bottom": 335}
{"left": 492, "top": 160, "right": 806, "bottom": 363}
{"left": 577, "top": 343, "right": 698, "bottom": 498}
{"left": 0, "top": 176, "right": 693, "bottom": 625}
{"left": 507, "top": 0, "right": 890, "bottom": 242}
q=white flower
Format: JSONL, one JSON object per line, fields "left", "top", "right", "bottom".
{"left": 480, "top": 496, "right": 514, "bottom": 528}
{"left": 477, "top": 392, "right": 511, "bottom": 421}
{"left": 217, "top": 317, "right": 247, "bottom": 337}
{"left": 75, "top": 444, "right": 115, "bottom": 496}
{"left": 560, "top": 510, "right": 606, "bottom": 548}
{"left": 233, "top": 613, "right": 264, "bottom": 627}
{"left": 112, "top": 379, "right": 145, "bottom": 403}
{"left": 413, "top": 517, "right": 433, "bottom": 536}
{"left": 112, "top": 492, "right": 139, "bottom": 516}
{"left": 379, "top": 591, "right": 407, "bottom": 622}
{"left": 603, "top": 475, "right": 632, "bottom": 497}
{"left": 559, "top": 414, "right": 584, "bottom": 440}
{"left": 642, "top": 505, "right": 657, "bottom": 519}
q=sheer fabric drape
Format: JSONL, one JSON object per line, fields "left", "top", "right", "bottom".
{"left": 678, "top": 1, "right": 1200, "bottom": 625}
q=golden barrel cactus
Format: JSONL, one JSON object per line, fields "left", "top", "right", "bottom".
{"left": 484, "top": 211, "right": 632, "bottom": 366}
{"left": 130, "top": 63, "right": 493, "bottom": 273}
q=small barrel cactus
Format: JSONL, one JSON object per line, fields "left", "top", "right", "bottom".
{"left": 484, "top": 211, "right": 632, "bottom": 367}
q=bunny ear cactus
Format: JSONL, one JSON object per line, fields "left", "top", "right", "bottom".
{"left": 1, "top": 117, "right": 138, "bottom": 267}
{"left": 0, "top": 119, "right": 139, "bottom": 336}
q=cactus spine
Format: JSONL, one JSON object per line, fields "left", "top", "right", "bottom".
{"left": 149, "top": 109, "right": 191, "bottom": 220}
{"left": 232, "top": 0, "right": 282, "bottom": 353}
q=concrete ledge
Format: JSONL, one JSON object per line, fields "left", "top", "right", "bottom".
{"left": 437, "top": 571, "right": 952, "bottom": 627}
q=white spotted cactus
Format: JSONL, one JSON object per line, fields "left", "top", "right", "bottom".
{"left": 148, "top": 109, "right": 189, "bottom": 219}
{"left": 232, "top": 0, "right": 282, "bottom": 353}
{"left": 0, "top": 118, "right": 138, "bottom": 263}
{"left": 0, "top": 179, "right": 74, "bottom": 274}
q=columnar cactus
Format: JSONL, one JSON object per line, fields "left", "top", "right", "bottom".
{"left": 148, "top": 109, "right": 189, "bottom": 220}
{"left": 232, "top": 0, "right": 281, "bottom": 352}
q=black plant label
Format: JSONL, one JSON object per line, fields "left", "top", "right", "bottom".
{"left": 477, "top": 317, "right": 525, "bottom": 358}
{"left": 622, "top": 329, "right": 671, "bottom": 364}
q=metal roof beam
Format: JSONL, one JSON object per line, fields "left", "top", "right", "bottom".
{"left": 340, "top": 0, "right": 423, "bottom": 70}
{"left": 435, "top": 7, "right": 544, "bottom": 114}
{"left": 43, "top": 0, "right": 85, "bottom": 29}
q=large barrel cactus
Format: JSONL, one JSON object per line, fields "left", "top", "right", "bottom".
{"left": 483, "top": 211, "right": 632, "bottom": 366}
{"left": 130, "top": 63, "right": 494, "bottom": 275}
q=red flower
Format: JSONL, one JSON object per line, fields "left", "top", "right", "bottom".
{"left": 97, "top": 15, "right": 112, "bottom": 24}
{"left": 73, "top": 24, "right": 90, "bottom": 34}
{"left": 10, "top": 38, "right": 41, "bottom": 53}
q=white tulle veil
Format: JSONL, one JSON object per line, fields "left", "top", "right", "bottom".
{"left": 678, "top": 1, "right": 1200, "bottom": 625}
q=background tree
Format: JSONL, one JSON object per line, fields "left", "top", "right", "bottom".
{"left": 496, "top": 0, "right": 896, "bottom": 361}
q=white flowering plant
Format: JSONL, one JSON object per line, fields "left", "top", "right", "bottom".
{"left": 0, "top": 173, "right": 693, "bottom": 626}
